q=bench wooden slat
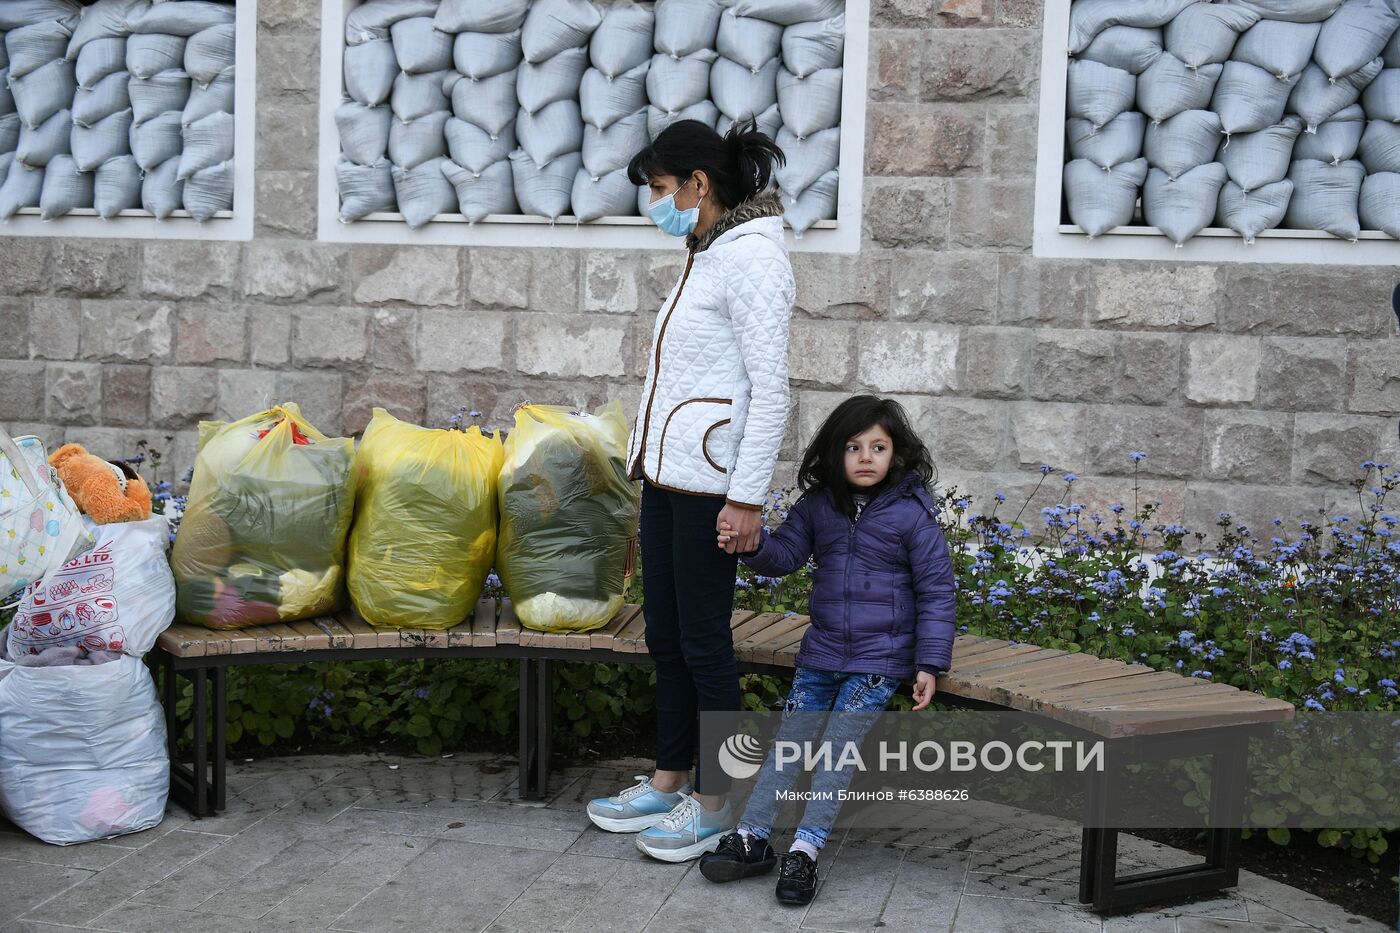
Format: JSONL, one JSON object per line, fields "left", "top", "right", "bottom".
{"left": 496, "top": 600, "right": 522, "bottom": 645}
{"left": 956, "top": 648, "right": 1074, "bottom": 679}
{"left": 730, "top": 612, "right": 787, "bottom": 647}
{"left": 263, "top": 622, "right": 307, "bottom": 652}
{"left": 199, "top": 627, "right": 235, "bottom": 656}
{"left": 950, "top": 644, "right": 1057, "bottom": 673}
{"left": 737, "top": 613, "right": 806, "bottom": 652}
{"left": 1079, "top": 684, "right": 1259, "bottom": 712}
{"left": 446, "top": 614, "right": 477, "bottom": 648}
{"left": 731, "top": 609, "right": 757, "bottom": 630}
{"left": 1102, "top": 705, "right": 1296, "bottom": 738}
{"left": 762, "top": 623, "right": 810, "bottom": 665}
{"left": 615, "top": 605, "right": 650, "bottom": 652}
{"left": 159, "top": 624, "right": 210, "bottom": 658}
{"left": 319, "top": 614, "right": 356, "bottom": 649}
{"left": 975, "top": 664, "right": 1156, "bottom": 709}
{"left": 967, "top": 652, "right": 1106, "bottom": 686}
{"left": 288, "top": 620, "right": 330, "bottom": 650}
{"left": 470, "top": 598, "right": 498, "bottom": 647}
{"left": 338, "top": 611, "right": 381, "bottom": 649}
{"left": 986, "top": 659, "right": 1150, "bottom": 695}
{"left": 590, "top": 604, "right": 640, "bottom": 649}
{"left": 399, "top": 627, "right": 449, "bottom": 649}
{"left": 239, "top": 625, "right": 280, "bottom": 653}
{"left": 951, "top": 636, "right": 1013, "bottom": 662}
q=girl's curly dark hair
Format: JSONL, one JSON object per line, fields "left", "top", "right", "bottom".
{"left": 798, "top": 396, "right": 938, "bottom": 518}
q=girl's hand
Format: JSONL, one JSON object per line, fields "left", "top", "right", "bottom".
{"left": 912, "top": 672, "right": 937, "bottom": 711}
{"left": 716, "top": 505, "right": 761, "bottom": 554}
{"left": 717, "top": 520, "right": 735, "bottom": 549}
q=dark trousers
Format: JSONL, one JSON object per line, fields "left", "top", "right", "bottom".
{"left": 640, "top": 479, "right": 740, "bottom": 795}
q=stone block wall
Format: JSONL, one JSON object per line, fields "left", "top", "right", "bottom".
{"left": 1, "top": 0, "right": 1397, "bottom": 538}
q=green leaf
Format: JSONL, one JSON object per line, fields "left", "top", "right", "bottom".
{"left": 1318, "top": 829, "right": 1342, "bottom": 847}
{"left": 1266, "top": 828, "right": 1290, "bottom": 845}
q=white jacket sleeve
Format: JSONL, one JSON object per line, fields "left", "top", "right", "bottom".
{"left": 722, "top": 238, "right": 795, "bottom": 508}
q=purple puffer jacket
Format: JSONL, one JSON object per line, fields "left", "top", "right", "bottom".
{"left": 741, "top": 471, "right": 957, "bottom": 680}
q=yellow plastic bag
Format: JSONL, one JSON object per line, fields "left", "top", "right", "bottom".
{"left": 497, "top": 403, "right": 639, "bottom": 633}
{"left": 347, "top": 408, "right": 504, "bottom": 629}
{"left": 170, "top": 404, "right": 356, "bottom": 629}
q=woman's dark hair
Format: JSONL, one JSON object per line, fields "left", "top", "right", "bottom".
{"left": 797, "top": 396, "right": 938, "bottom": 518}
{"left": 626, "top": 117, "right": 786, "bottom": 209}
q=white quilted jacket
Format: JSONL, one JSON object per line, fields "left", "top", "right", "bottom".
{"left": 626, "top": 192, "right": 796, "bottom": 508}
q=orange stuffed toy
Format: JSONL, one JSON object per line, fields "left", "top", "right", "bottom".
{"left": 48, "top": 444, "right": 153, "bottom": 524}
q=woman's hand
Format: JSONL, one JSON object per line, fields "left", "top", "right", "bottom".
{"left": 912, "top": 672, "right": 937, "bottom": 711}
{"left": 716, "top": 505, "right": 761, "bottom": 554}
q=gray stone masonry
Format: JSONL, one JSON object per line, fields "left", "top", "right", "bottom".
{"left": 0, "top": 0, "right": 1395, "bottom": 539}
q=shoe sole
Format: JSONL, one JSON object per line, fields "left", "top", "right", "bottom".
{"left": 587, "top": 811, "right": 671, "bottom": 833}
{"left": 635, "top": 832, "right": 726, "bottom": 863}
{"left": 700, "top": 857, "right": 777, "bottom": 883}
{"left": 776, "top": 891, "right": 815, "bottom": 907}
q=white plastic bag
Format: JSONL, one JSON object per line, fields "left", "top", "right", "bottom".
{"left": 130, "top": 110, "right": 184, "bottom": 171}
{"left": 1359, "top": 171, "right": 1400, "bottom": 236}
{"left": 717, "top": 13, "right": 783, "bottom": 72}
{"left": 344, "top": 0, "right": 439, "bottom": 45}
{"left": 710, "top": 56, "right": 781, "bottom": 122}
{"left": 583, "top": 107, "right": 649, "bottom": 174}
{"left": 776, "top": 65, "right": 841, "bottom": 137}
{"left": 1212, "top": 61, "right": 1290, "bottom": 135}
{"left": 343, "top": 38, "right": 397, "bottom": 107}
{"left": 450, "top": 70, "right": 519, "bottom": 136}
{"left": 571, "top": 164, "right": 637, "bottom": 220}
{"left": 1219, "top": 115, "right": 1302, "bottom": 190}
{"left": 435, "top": 0, "right": 529, "bottom": 34}
{"left": 510, "top": 147, "right": 581, "bottom": 218}
{"left": 392, "top": 155, "right": 457, "bottom": 227}
{"left": 1293, "top": 105, "right": 1364, "bottom": 164}
{"left": 1289, "top": 59, "right": 1384, "bottom": 132}
{"left": 10, "top": 57, "right": 77, "bottom": 128}
{"left": 0, "top": 159, "right": 45, "bottom": 219}
{"left": 65, "top": 0, "right": 143, "bottom": 61}
{"left": 453, "top": 30, "right": 522, "bottom": 80}
{"left": 6, "top": 18, "right": 76, "bottom": 80}
{"left": 184, "top": 21, "right": 234, "bottom": 87}
{"left": 182, "top": 157, "right": 232, "bottom": 222}
{"left": 388, "top": 109, "right": 450, "bottom": 169}
{"left": 1228, "top": 0, "right": 1341, "bottom": 23}
{"left": 1067, "top": 0, "right": 1200, "bottom": 53}
{"left": 177, "top": 109, "right": 233, "bottom": 180}
{"left": 1136, "top": 54, "right": 1220, "bottom": 124}
{"left": 775, "top": 124, "right": 838, "bottom": 193}
{"left": 646, "top": 99, "right": 719, "bottom": 138}
{"left": 127, "top": 0, "right": 233, "bottom": 36}
{"left": 727, "top": 0, "right": 843, "bottom": 27}
{"left": 1067, "top": 57, "right": 1137, "bottom": 128}
{"left": 337, "top": 100, "right": 393, "bottom": 166}
{"left": 1163, "top": 3, "right": 1257, "bottom": 69}
{"left": 517, "top": 98, "right": 584, "bottom": 166}
{"left": 782, "top": 166, "right": 836, "bottom": 235}
{"left": 140, "top": 153, "right": 182, "bottom": 218}
{"left": 77, "top": 36, "right": 127, "bottom": 87}
{"left": 1144, "top": 109, "right": 1222, "bottom": 180}
{"left": 72, "top": 69, "right": 131, "bottom": 127}
{"left": 1359, "top": 119, "right": 1400, "bottom": 174}
{"left": 391, "top": 69, "right": 452, "bottom": 122}
{"left": 1231, "top": 19, "right": 1321, "bottom": 80}
{"left": 0, "top": 433, "right": 92, "bottom": 601}
{"left": 182, "top": 71, "right": 234, "bottom": 125}
{"left": 1361, "top": 69, "right": 1400, "bottom": 122}
{"left": 15, "top": 108, "right": 72, "bottom": 168}
{"left": 645, "top": 49, "right": 716, "bottom": 113}
{"left": 517, "top": 46, "right": 590, "bottom": 114}
{"left": 446, "top": 118, "right": 517, "bottom": 173}
{"left": 129, "top": 68, "right": 191, "bottom": 123}
{"left": 71, "top": 107, "right": 134, "bottom": 172}
{"left": 653, "top": 0, "right": 725, "bottom": 57}
{"left": 125, "top": 32, "right": 185, "bottom": 80}
{"left": 39, "top": 153, "right": 96, "bottom": 219}
{"left": 1313, "top": 0, "right": 1398, "bottom": 79}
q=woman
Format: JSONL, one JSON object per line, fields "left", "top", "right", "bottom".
{"left": 585, "top": 118, "right": 796, "bottom": 864}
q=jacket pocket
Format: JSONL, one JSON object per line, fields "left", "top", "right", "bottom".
{"left": 656, "top": 397, "right": 732, "bottom": 482}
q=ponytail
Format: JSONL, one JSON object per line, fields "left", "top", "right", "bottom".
{"left": 627, "top": 118, "right": 787, "bottom": 209}
{"left": 725, "top": 117, "right": 785, "bottom": 202}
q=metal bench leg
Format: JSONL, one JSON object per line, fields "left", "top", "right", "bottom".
{"left": 535, "top": 659, "right": 552, "bottom": 800}
{"left": 191, "top": 667, "right": 209, "bottom": 818}
{"left": 518, "top": 659, "right": 542, "bottom": 800}
{"left": 212, "top": 667, "right": 227, "bottom": 812}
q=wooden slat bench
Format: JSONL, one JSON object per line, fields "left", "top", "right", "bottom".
{"left": 150, "top": 600, "right": 1293, "bottom": 913}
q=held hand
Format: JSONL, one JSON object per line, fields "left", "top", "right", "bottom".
{"left": 716, "top": 505, "right": 761, "bottom": 555}
{"left": 912, "top": 671, "right": 937, "bottom": 711}
{"left": 717, "top": 520, "right": 735, "bottom": 549}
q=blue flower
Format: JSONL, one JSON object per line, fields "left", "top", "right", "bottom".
{"left": 1278, "top": 660, "right": 1292, "bottom": 670}
{"left": 1304, "top": 698, "right": 1325, "bottom": 711}
{"left": 1129, "top": 451, "right": 1148, "bottom": 463}
{"left": 1039, "top": 465, "right": 1055, "bottom": 474}
{"left": 1063, "top": 473, "right": 1078, "bottom": 483}
{"left": 414, "top": 687, "right": 430, "bottom": 700}
{"left": 994, "top": 492, "right": 1006, "bottom": 502}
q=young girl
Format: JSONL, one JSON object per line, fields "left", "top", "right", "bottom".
{"left": 706, "top": 395, "right": 957, "bottom": 906}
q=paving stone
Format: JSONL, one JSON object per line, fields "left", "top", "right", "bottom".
{"left": 133, "top": 819, "right": 318, "bottom": 911}
{"left": 964, "top": 870, "right": 1081, "bottom": 902}
{"left": 1100, "top": 914, "right": 1180, "bottom": 931}
{"left": 646, "top": 856, "right": 800, "bottom": 933}
{"left": 874, "top": 845, "right": 969, "bottom": 931}
{"left": 0, "top": 858, "right": 93, "bottom": 926}
{"left": 259, "top": 827, "right": 434, "bottom": 927}
{"left": 333, "top": 757, "right": 519, "bottom": 801}
{"left": 950, "top": 894, "right": 1101, "bottom": 932}
{"left": 0, "top": 826, "right": 132, "bottom": 872}
{"left": 83, "top": 901, "right": 271, "bottom": 933}
{"left": 565, "top": 857, "right": 692, "bottom": 932}
{"left": 361, "top": 791, "right": 585, "bottom": 833}
{"left": 486, "top": 853, "right": 623, "bottom": 932}
{"left": 195, "top": 832, "right": 350, "bottom": 919}
{"left": 1158, "top": 892, "right": 1250, "bottom": 921}
{"left": 799, "top": 839, "right": 908, "bottom": 932}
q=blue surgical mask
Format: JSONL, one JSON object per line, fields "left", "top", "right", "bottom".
{"left": 647, "top": 179, "right": 699, "bottom": 237}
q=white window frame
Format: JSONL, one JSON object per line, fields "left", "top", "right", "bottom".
{"left": 316, "top": 0, "right": 867, "bottom": 252}
{"left": 1032, "top": 0, "right": 1399, "bottom": 266}
{"left": 0, "top": 0, "right": 256, "bottom": 241}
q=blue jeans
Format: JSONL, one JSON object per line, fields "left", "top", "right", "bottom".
{"left": 738, "top": 666, "right": 899, "bottom": 850}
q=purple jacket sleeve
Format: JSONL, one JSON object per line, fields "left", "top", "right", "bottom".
{"left": 907, "top": 514, "right": 957, "bottom": 674}
{"left": 738, "top": 496, "right": 815, "bottom": 577}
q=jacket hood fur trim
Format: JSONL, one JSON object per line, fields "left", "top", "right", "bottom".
{"left": 686, "top": 189, "right": 786, "bottom": 253}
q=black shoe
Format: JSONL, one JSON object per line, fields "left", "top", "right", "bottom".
{"left": 699, "top": 831, "right": 777, "bottom": 883}
{"left": 775, "top": 851, "right": 818, "bottom": 905}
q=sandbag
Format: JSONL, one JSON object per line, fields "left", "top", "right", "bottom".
{"left": 591, "top": 3, "right": 654, "bottom": 77}
{"left": 0, "top": 70, "right": 12, "bottom": 116}
{"left": 517, "top": 98, "right": 584, "bottom": 166}
{"left": 343, "top": 38, "right": 397, "bottom": 107}
{"left": 1066, "top": 57, "right": 1137, "bottom": 128}
{"left": 776, "top": 65, "right": 840, "bottom": 137}
{"left": 6, "top": 18, "right": 76, "bottom": 80}
{"left": 776, "top": 124, "right": 838, "bottom": 193}
{"left": 646, "top": 98, "right": 719, "bottom": 138}
{"left": 1227, "top": 0, "right": 1342, "bottom": 23}
{"left": 496, "top": 403, "right": 638, "bottom": 634}
{"left": 0, "top": 0, "right": 81, "bottom": 31}
{"left": 10, "top": 57, "right": 77, "bottom": 128}
{"left": 446, "top": 117, "right": 516, "bottom": 173}
{"left": 1067, "top": 0, "right": 1201, "bottom": 54}
{"left": 182, "top": 70, "right": 233, "bottom": 124}
{"left": 1313, "top": 0, "right": 1398, "bottom": 79}
{"left": 71, "top": 107, "right": 133, "bottom": 172}
{"left": 1164, "top": 3, "right": 1257, "bottom": 69}
{"left": 1216, "top": 177, "right": 1293, "bottom": 241}
{"left": 1219, "top": 114, "right": 1301, "bottom": 189}
{"left": 127, "top": 0, "right": 233, "bottom": 36}
{"left": 716, "top": 100, "right": 780, "bottom": 138}
{"left": 388, "top": 109, "right": 449, "bottom": 169}
{"left": 1359, "top": 170, "right": 1400, "bottom": 235}
{"left": 442, "top": 155, "right": 518, "bottom": 221}
{"left": 182, "top": 157, "right": 231, "bottom": 221}
{"left": 391, "top": 69, "right": 452, "bottom": 122}
{"left": 0, "top": 113, "right": 18, "bottom": 152}
{"left": 171, "top": 405, "right": 356, "bottom": 628}
{"left": 9, "top": 515, "right": 173, "bottom": 657}
{"left": 1293, "top": 105, "right": 1364, "bottom": 163}
{"left": 654, "top": 0, "right": 725, "bottom": 57}
{"left": 184, "top": 21, "right": 233, "bottom": 87}
{"left": 129, "top": 69, "right": 191, "bottom": 123}
{"left": 392, "top": 155, "right": 456, "bottom": 226}
{"left": 1137, "top": 55, "right": 1221, "bottom": 124}
{"left": 435, "top": 0, "right": 529, "bottom": 34}
{"left": 580, "top": 59, "right": 649, "bottom": 129}
{"left": 1284, "top": 157, "right": 1364, "bottom": 238}
{"left": 1145, "top": 109, "right": 1222, "bottom": 179}
{"left": 65, "top": 0, "right": 143, "bottom": 61}
{"left": 1064, "top": 156, "right": 1148, "bottom": 236}
{"left": 521, "top": 0, "right": 602, "bottom": 64}
{"left": 711, "top": 55, "right": 781, "bottom": 121}
{"left": 645, "top": 49, "right": 716, "bottom": 113}
{"left": 1361, "top": 69, "right": 1400, "bottom": 122}
{"left": 1387, "top": 23, "right": 1400, "bottom": 67}
{"left": 345, "top": 0, "right": 439, "bottom": 45}
{"left": 1289, "top": 59, "right": 1384, "bottom": 131}
{"left": 39, "top": 153, "right": 94, "bottom": 218}
{"left": 718, "top": 13, "right": 783, "bottom": 72}
{"left": 337, "top": 100, "right": 392, "bottom": 166}
{"left": 1230, "top": 19, "right": 1321, "bottom": 79}
{"left": 391, "top": 17, "right": 452, "bottom": 74}
{"left": 1066, "top": 111, "right": 1147, "bottom": 169}
{"left": 1078, "top": 25, "right": 1162, "bottom": 75}
{"left": 583, "top": 106, "right": 649, "bottom": 174}
{"left": 125, "top": 31, "right": 183, "bottom": 80}
{"left": 571, "top": 164, "right": 638, "bottom": 220}
{"left": 0, "top": 159, "right": 45, "bottom": 219}
{"left": 129, "top": 110, "right": 182, "bottom": 170}
{"left": 782, "top": 15, "right": 843, "bottom": 78}
{"left": 177, "top": 109, "right": 232, "bottom": 179}
{"left": 1212, "top": 60, "right": 1289, "bottom": 135}
{"left": 783, "top": 166, "right": 837, "bottom": 235}
{"left": 77, "top": 36, "right": 127, "bottom": 87}
{"left": 16, "top": 108, "right": 72, "bottom": 167}
{"left": 510, "top": 147, "right": 581, "bottom": 219}
{"left": 93, "top": 152, "right": 142, "bottom": 217}
{"left": 72, "top": 69, "right": 131, "bottom": 126}
{"left": 139, "top": 153, "right": 181, "bottom": 217}
{"left": 1144, "top": 161, "right": 1227, "bottom": 244}
{"left": 517, "top": 46, "right": 589, "bottom": 114}
{"left": 0, "top": 655, "right": 168, "bottom": 846}
{"left": 1359, "top": 118, "right": 1400, "bottom": 173}
{"left": 337, "top": 155, "right": 396, "bottom": 221}
{"left": 727, "top": 0, "right": 843, "bottom": 27}
{"left": 453, "top": 29, "right": 522, "bottom": 80}
{"left": 449, "top": 69, "right": 518, "bottom": 136}
{"left": 348, "top": 410, "right": 504, "bottom": 630}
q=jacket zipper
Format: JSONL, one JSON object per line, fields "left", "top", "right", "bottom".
{"left": 842, "top": 483, "right": 903, "bottom": 661}
{"left": 629, "top": 249, "right": 696, "bottom": 481}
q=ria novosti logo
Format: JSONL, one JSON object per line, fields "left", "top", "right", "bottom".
{"left": 717, "top": 733, "right": 766, "bottom": 780}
